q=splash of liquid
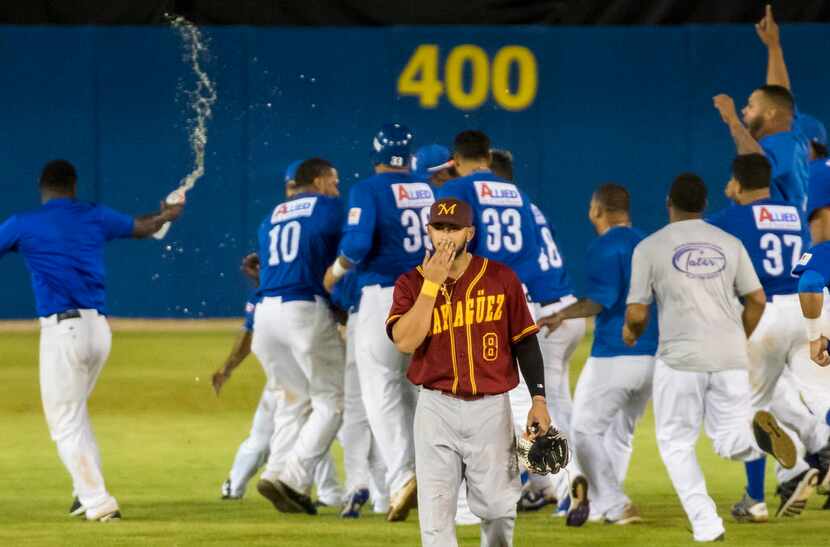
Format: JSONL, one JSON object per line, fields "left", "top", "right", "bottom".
{"left": 167, "top": 14, "right": 217, "bottom": 192}
{"left": 153, "top": 14, "right": 217, "bottom": 240}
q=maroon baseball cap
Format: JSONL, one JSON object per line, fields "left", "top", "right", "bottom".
{"left": 429, "top": 198, "right": 473, "bottom": 228}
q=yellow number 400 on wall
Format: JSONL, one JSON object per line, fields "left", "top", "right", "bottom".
{"left": 397, "top": 44, "right": 538, "bottom": 111}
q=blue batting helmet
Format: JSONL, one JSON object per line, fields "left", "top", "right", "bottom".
{"left": 371, "top": 123, "right": 413, "bottom": 167}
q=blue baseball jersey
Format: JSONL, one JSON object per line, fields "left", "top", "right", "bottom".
{"left": 329, "top": 270, "right": 359, "bottom": 314}
{"left": 585, "top": 226, "right": 658, "bottom": 357}
{"left": 257, "top": 192, "right": 343, "bottom": 300}
{"left": 436, "top": 171, "right": 543, "bottom": 291}
{"left": 759, "top": 130, "right": 810, "bottom": 210}
{"left": 0, "top": 198, "right": 134, "bottom": 317}
{"left": 793, "top": 240, "right": 830, "bottom": 287}
{"left": 523, "top": 203, "right": 574, "bottom": 303}
{"left": 339, "top": 172, "right": 435, "bottom": 291}
{"left": 243, "top": 293, "right": 258, "bottom": 332}
{"left": 707, "top": 198, "right": 808, "bottom": 298}
{"left": 807, "top": 158, "right": 830, "bottom": 221}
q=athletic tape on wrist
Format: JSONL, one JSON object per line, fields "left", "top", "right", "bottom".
{"left": 331, "top": 258, "right": 347, "bottom": 279}
{"left": 806, "top": 317, "right": 823, "bottom": 342}
{"left": 421, "top": 280, "right": 439, "bottom": 299}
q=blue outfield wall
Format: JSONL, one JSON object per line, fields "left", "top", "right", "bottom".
{"left": 1, "top": 25, "right": 829, "bottom": 318}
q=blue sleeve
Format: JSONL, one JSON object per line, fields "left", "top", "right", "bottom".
{"left": 98, "top": 205, "right": 135, "bottom": 241}
{"left": 762, "top": 137, "right": 793, "bottom": 180}
{"left": 583, "top": 241, "right": 621, "bottom": 309}
{"left": 243, "top": 299, "right": 256, "bottom": 331}
{"left": 0, "top": 215, "right": 21, "bottom": 257}
{"left": 338, "top": 184, "right": 376, "bottom": 264}
{"left": 798, "top": 269, "right": 827, "bottom": 293}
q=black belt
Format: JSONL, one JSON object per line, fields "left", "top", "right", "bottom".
{"left": 539, "top": 297, "right": 564, "bottom": 307}
{"left": 56, "top": 309, "right": 81, "bottom": 322}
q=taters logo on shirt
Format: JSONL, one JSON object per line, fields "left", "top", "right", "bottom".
{"left": 752, "top": 204, "right": 801, "bottom": 231}
{"left": 672, "top": 243, "right": 726, "bottom": 279}
{"left": 348, "top": 207, "right": 362, "bottom": 225}
{"left": 474, "top": 181, "right": 523, "bottom": 207}
{"left": 391, "top": 183, "right": 435, "bottom": 209}
{"left": 271, "top": 196, "right": 318, "bottom": 223}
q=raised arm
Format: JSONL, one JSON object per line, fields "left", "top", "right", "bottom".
{"left": 756, "top": 4, "right": 791, "bottom": 91}
{"left": 713, "top": 94, "right": 764, "bottom": 155}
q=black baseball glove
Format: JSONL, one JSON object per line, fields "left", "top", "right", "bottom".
{"left": 517, "top": 427, "right": 570, "bottom": 475}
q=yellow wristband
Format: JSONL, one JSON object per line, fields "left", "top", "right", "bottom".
{"left": 421, "top": 280, "right": 439, "bottom": 299}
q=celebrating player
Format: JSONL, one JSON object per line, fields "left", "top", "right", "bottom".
{"left": 386, "top": 197, "right": 554, "bottom": 547}
{"left": 0, "top": 159, "right": 184, "bottom": 521}
{"left": 538, "top": 183, "right": 656, "bottom": 524}
{"left": 212, "top": 169, "right": 344, "bottom": 504}
{"left": 713, "top": 7, "right": 809, "bottom": 210}
{"left": 623, "top": 173, "right": 796, "bottom": 542}
{"left": 252, "top": 158, "right": 346, "bottom": 514}
{"left": 707, "top": 153, "right": 830, "bottom": 518}
{"left": 323, "top": 123, "right": 434, "bottom": 521}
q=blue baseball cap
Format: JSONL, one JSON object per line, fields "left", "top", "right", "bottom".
{"left": 796, "top": 113, "right": 827, "bottom": 146}
{"left": 284, "top": 160, "right": 303, "bottom": 183}
{"left": 371, "top": 123, "right": 413, "bottom": 167}
{"left": 411, "top": 144, "right": 453, "bottom": 179}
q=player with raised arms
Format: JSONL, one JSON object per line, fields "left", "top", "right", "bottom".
{"left": 323, "top": 123, "right": 434, "bottom": 522}
{"left": 0, "top": 159, "right": 184, "bottom": 521}
{"left": 386, "top": 197, "right": 558, "bottom": 546}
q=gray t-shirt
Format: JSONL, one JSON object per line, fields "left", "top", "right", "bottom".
{"left": 627, "top": 219, "right": 762, "bottom": 372}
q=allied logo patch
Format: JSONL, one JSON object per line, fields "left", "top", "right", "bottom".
{"left": 391, "top": 183, "right": 435, "bottom": 209}
{"left": 271, "top": 196, "right": 317, "bottom": 223}
{"left": 752, "top": 204, "right": 801, "bottom": 231}
{"left": 474, "top": 181, "right": 523, "bottom": 207}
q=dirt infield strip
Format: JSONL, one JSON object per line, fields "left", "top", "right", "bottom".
{"left": 0, "top": 318, "right": 243, "bottom": 332}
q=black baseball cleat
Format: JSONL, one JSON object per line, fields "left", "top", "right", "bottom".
{"left": 776, "top": 468, "right": 819, "bottom": 518}
{"left": 566, "top": 476, "right": 590, "bottom": 527}
{"left": 752, "top": 411, "right": 797, "bottom": 469}
{"left": 68, "top": 497, "right": 85, "bottom": 517}
{"left": 257, "top": 478, "right": 317, "bottom": 515}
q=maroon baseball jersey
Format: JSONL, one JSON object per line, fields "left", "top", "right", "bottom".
{"left": 386, "top": 255, "right": 539, "bottom": 396}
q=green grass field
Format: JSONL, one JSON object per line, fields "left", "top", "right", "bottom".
{"left": 1, "top": 326, "right": 829, "bottom": 546}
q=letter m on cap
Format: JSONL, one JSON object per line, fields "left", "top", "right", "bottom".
{"left": 438, "top": 203, "right": 457, "bottom": 215}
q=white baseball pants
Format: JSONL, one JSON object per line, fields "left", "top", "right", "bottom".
{"left": 572, "top": 355, "right": 654, "bottom": 520}
{"left": 653, "top": 360, "right": 762, "bottom": 542}
{"left": 415, "top": 388, "right": 520, "bottom": 547}
{"left": 253, "top": 296, "right": 345, "bottom": 496}
{"left": 340, "top": 313, "right": 389, "bottom": 504}
{"left": 39, "top": 309, "right": 117, "bottom": 517}
{"left": 355, "top": 285, "right": 417, "bottom": 495}
{"left": 227, "top": 385, "right": 342, "bottom": 503}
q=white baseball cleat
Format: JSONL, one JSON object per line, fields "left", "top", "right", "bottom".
{"left": 85, "top": 499, "right": 122, "bottom": 522}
